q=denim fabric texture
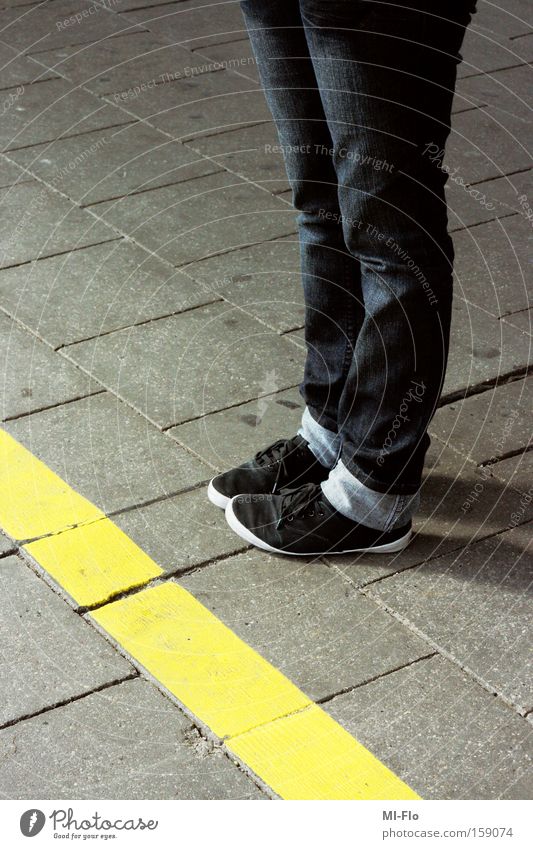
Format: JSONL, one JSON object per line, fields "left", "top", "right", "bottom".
{"left": 240, "top": 0, "right": 477, "bottom": 527}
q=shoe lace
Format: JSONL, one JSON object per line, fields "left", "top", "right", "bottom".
{"left": 254, "top": 437, "right": 307, "bottom": 492}
{"left": 277, "top": 482, "right": 325, "bottom": 528}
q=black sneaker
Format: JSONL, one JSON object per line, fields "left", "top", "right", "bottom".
{"left": 224, "top": 482, "right": 412, "bottom": 555}
{"left": 207, "top": 435, "right": 328, "bottom": 509}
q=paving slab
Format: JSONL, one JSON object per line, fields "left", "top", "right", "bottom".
{"left": 0, "top": 155, "right": 32, "bottom": 190}
{"left": 0, "top": 181, "right": 114, "bottom": 268}
{"left": 122, "top": 0, "right": 247, "bottom": 50}
{"left": 91, "top": 171, "right": 296, "bottom": 267}
{"left": 186, "top": 122, "right": 289, "bottom": 188}
{"left": 0, "top": 532, "right": 16, "bottom": 557}
{"left": 430, "top": 376, "right": 533, "bottom": 464}
{"left": 0, "top": 312, "right": 93, "bottom": 420}
{"left": 490, "top": 449, "right": 533, "bottom": 496}
{"left": 0, "top": 239, "right": 221, "bottom": 347}
{"left": 0, "top": 39, "right": 58, "bottom": 89}
{"left": 0, "top": 677, "right": 263, "bottom": 798}
{"left": 5, "top": 392, "right": 212, "bottom": 515}
{"left": 0, "top": 0, "right": 142, "bottom": 53}
{"left": 62, "top": 301, "right": 304, "bottom": 428}
{"left": 169, "top": 386, "right": 304, "bottom": 471}
{"left": 470, "top": 1, "right": 532, "bottom": 39}
{"left": 442, "top": 298, "right": 531, "bottom": 399}
{"left": 446, "top": 107, "right": 531, "bottom": 185}
{"left": 103, "top": 67, "right": 269, "bottom": 140}
{"left": 326, "top": 441, "right": 533, "bottom": 586}
{"left": 446, "top": 170, "right": 531, "bottom": 232}
{"left": 458, "top": 28, "right": 533, "bottom": 78}
{"left": 502, "top": 307, "right": 533, "bottom": 336}
{"left": 192, "top": 37, "right": 260, "bottom": 84}
{"left": 325, "top": 655, "right": 533, "bottom": 799}
{"left": 0, "top": 77, "right": 130, "bottom": 152}
{"left": 0, "top": 554, "right": 133, "bottom": 726}
{"left": 367, "top": 522, "right": 533, "bottom": 713}
{"left": 186, "top": 237, "right": 304, "bottom": 332}
{"left": 113, "top": 486, "right": 248, "bottom": 573}
{"left": 7, "top": 121, "right": 217, "bottom": 206}
{"left": 31, "top": 32, "right": 202, "bottom": 97}
{"left": 178, "top": 548, "right": 431, "bottom": 702}
{"left": 453, "top": 214, "right": 532, "bottom": 317}
{"left": 458, "top": 64, "right": 533, "bottom": 120}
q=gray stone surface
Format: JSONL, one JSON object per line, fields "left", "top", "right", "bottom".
{"left": 192, "top": 38, "right": 260, "bottom": 83}
{"left": 0, "top": 533, "right": 16, "bottom": 557}
{"left": 326, "top": 441, "right": 533, "bottom": 586}
{"left": 0, "top": 239, "right": 221, "bottom": 347}
{"left": 0, "top": 555, "right": 133, "bottom": 726}
{"left": 458, "top": 27, "right": 533, "bottom": 78}
{"left": 186, "top": 122, "right": 289, "bottom": 188}
{"left": 32, "top": 32, "right": 200, "bottom": 97}
{"left": 502, "top": 307, "right": 533, "bottom": 336}
{"left": 1, "top": 77, "right": 130, "bottom": 152}
{"left": 5, "top": 391, "right": 212, "bottom": 515}
{"left": 0, "top": 181, "right": 114, "bottom": 268}
{"left": 7, "top": 121, "right": 216, "bottom": 205}
{"left": 470, "top": 1, "right": 532, "bottom": 39}
{"left": 0, "top": 677, "right": 263, "bottom": 798}
{"left": 113, "top": 486, "right": 248, "bottom": 573}
{"left": 104, "top": 67, "right": 269, "bottom": 140}
{"left": 442, "top": 298, "right": 531, "bottom": 399}
{"left": 0, "top": 155, "right": 32, "bottom": 190}
{"left": 458, "top": 64, "right": 533, "bottom": 118}
{"left": 169, "top": 387, "right": 304, "bottom": 471}
{"left": 0, "top": 312, "right": 92, "bottom": 421}
{"left": 91, "top": 171, "right": 296, "bottom": 267}
{"left": 430, "top": 376, "right": 533, "bottom": 464}
{"left": 326, "top": 655, "right": 533, "bottom": 799}
{"left": 187, "top": 237, "right": 304, "bottom": 332}
{"left": 122, "top": 0, "right": 247, "bottom": 49}
{"left": 491, "top": 450, "right": 533, "bottom": 496}
{"left": 446, "top": 171, "right": 531, "bottom": 232}
{"left": 453, "top": 214, "right": 532, "bottom": 316}
{"left": 445, "top": 108, "right": 531, "bottom": 184}
{"left": 0, "top": 40, "right": 58, "bottom": 88}
{"left": 63, "top": 301, "right": 304, "bottom": 428}
{"left": 367, "top": 523, "right": 533, "bottom": 713}
{"left": 1, "top": 0, "right": 140, "bottom": 53}
{"left": 178, "top": 549, "right": 431, "bottom": 702}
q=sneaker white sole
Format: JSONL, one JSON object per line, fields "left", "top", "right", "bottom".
{"left": 225, "top": 497, "right": 412, "bottom": 556}
{"left": 207, "top": 479, "right": 230, "bottom": 509}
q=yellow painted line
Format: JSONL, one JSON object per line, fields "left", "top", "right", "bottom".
{"left": 25, "top": 519, "right": 164, "bottom": 607}
{"left": 91, "top": 582, "right": 311, "bottom": 739}
{"left": 1, "top": 427, "right": 421, "bottom": 799}
{"left": 0, "top": 428, "right": 103, "bottom": 539}
{"left": 228, "top": 704, "right": 417, "bottom": 800}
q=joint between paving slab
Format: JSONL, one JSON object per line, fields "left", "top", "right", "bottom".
{"left": 315, "top": 652, "right": 438, "bottom": 706}
{"left": 438, "top": 364, "right": 533, "bottom": 407}
{"left": 80, "top": 169, "right": 223, "bottom": 209}
{"left": 4, "top": 116, "right": 134, "bottom": 154}
{"left": 360, "top": 586, "right": 532, "bottom": 718}
{"left": 0, "top": 236, "right": 122, "bottom": 274}
{"left": 2, "top": 389, "right": 106, "bottom": 424}
{"left": 56, "top": 297, "right": 224, "bottom": 350}
{"left": 479, "top": 443, "right": 533, "bottom": 467}
{"left": 0, "top": 672, "right": 139, "bottom": 732}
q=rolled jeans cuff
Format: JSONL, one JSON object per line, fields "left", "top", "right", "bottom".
{"left": 298, "top": 406, "right": 341, "bottom": 469}
{"left": 321, "top": 459, "right": 420, "bottom": 531}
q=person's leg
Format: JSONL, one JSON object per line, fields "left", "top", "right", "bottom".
{"left": 224, "top": 1, "right": 478, "bottom": 553}
{"left": 240, "top": 0, "right": 365, "bottom": 451}
{"left": 297, "top": 0, "right": 477, "bottom": 530}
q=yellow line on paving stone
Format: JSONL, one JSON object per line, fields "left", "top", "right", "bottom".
{"left": 1, "top": 427, "right": 420, "bottom": 800}
{"left": 25, "top": 519, "right": 164, "bottom": 607}
{"left": 228, "top": 704, "right": 415, "bottom": 801}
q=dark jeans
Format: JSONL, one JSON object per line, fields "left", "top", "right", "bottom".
{"left": 240, "top": 0, "right": 477, "bottom": 496}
